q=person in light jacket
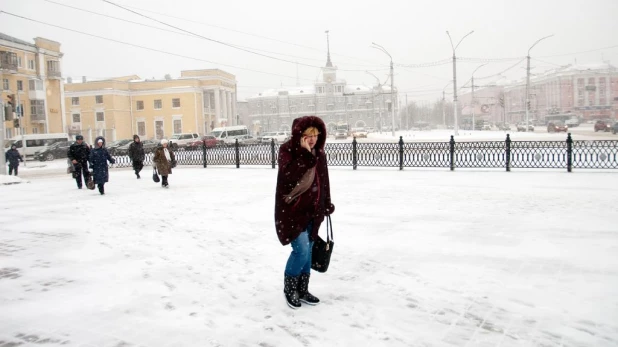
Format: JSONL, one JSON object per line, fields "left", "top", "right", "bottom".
{"left": 274, "top": 116, "right": 335, "bottom": 309}
{"left": 153, "top": 138, "right": 176, "bottom": 188}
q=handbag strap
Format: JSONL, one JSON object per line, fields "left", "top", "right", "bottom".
{"left": 326, "top": 215, "right": 333, "bottom": 242}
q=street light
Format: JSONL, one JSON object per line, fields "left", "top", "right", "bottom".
{"left": 525, "top": 34, "right": 554, "bottom": 131}
{"left": 442, "top": 81, "right": 452, "bottom": 128}
{"left": 371, "top": 42, "right": 396, "bottom": 137}
{"left": 471, "top": 63, "right": 488, "bottom": 131}
{"left": 446, "top": 30, "right": 474, "bottom": 136}
{"left": 366, "top": 71, "right": 382, "bottom": 133}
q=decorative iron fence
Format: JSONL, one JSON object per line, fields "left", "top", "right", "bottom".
{"left": 111, "top": 134, "right": 618, "bottom": 172}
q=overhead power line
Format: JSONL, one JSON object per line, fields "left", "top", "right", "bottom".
{"left": 0, "top": 11, "right": 311, "bottom": 82}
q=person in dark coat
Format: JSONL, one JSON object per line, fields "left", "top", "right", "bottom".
{"left": 152, "top": 138, "right": 175, "bottom": 188}
{"left": 275, "top": 116, "right": 335, "bottom": 309}
{"left": 67, "top": 135, "right": 91, "bottom": 189}
{"left": 88, "top": 136, "right": 115, "bottom": 195}
{"left": 128, "top": 134, "right": 145, "bottom": 179}
{"left": 5, "top": 144, "right": 24, "bottom": 176}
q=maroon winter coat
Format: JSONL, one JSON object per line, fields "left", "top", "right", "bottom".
{"left": 275, "top": 116, "right": 335, "bottom": 246}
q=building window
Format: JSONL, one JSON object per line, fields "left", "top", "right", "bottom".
{"left": 17, "top": 56, "right": 22, "bottom": 68}
{"left": 95, "top": 95, "right": 103, "bottom": 104}
{"left": 137, "top": 121, "right": 146, "bottom": 136}
{"left": 28, "top": 79, "right": 43, "bottom": 91}
{"left": 172, "top": 98, "right": 181, "bottom": 108}
{"left": 32, "top": 127, "right": 39, "bottom": 134}
{"left": 17, "top": 80, "right": 23, "bottom": 91}
{"left": 136, "top": 100, "right": 144, "bottom": 110}
{"left": 154, "top": 99, "right": 162, "bottom": 109}
{"left": 71, "top": 97, "right": 79, "bottom": 106}
{"left": 96, "top": 112, "right": 105, "bottom": 122}
{"left": 173, "top": 119, "right": 182, "bottom": 133}
{"left": 47, "top": 60, "right": 60, "bottom": 76}
{"left": 72, "top": 113, "right": 81, "bottom": 123}
{"left": 28, "top": 59, "right": 35, "bottom": 70}
{"left": 30, "top": 100, "right": 44, "bottom": 118}
{"left": 2, "top": 79, "right": 8, "bottom": 90}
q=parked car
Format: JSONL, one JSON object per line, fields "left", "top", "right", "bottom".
{"left": 351, "top": 127, "right": 368, "bottom": 138}
{"left": 516, "top": 123, "right": 535, "bottom": 132}
{"left": 169, "top": 133, "right": 200, "bottom": 150}
{"left": 114, "top": 139, "right": 159, "bottom": 156}
{"left": 547, "top": 121, "right": 568, "bottom": 133}
{"left": 482, "top": 123, "right": 492, "bottom": 131}
{"left": 259, "top": 131, "right": 290, "bottom": 144}
{"left": 106, "top": 139, "right": 133, "bottom": 156}
{"left": 612, "top": 122, "right": 618, "bottom": 134}
{"left": 334, "top": 128, "right": 347, "bottom": 139}
{"left": 497, "top": 123, "right": 511, "bottom": 131}
{"left": 237, "top": 135, "right": 259, "bottom": 146}
{"left": 186, "top": 135, "right": 219, "bottom": 150}
{"left": 594, "top": 120, "right": 611, "bottom": 132}
{"left": 33, "top": 141, "right": 72, "bottom": 161}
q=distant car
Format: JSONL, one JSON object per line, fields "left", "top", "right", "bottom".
{"left": 482, "top": 123, "right": 492, "bottom": 131}
{"left": 351, "top": 127, "right": 368, "bottom": 138}
{"left": 169, "top": 133, "right": 200, "bottom": 150}
{"left": 33, "top": 141, "right": 72, "bottom": 161}
{"left": 516, "top": 123, "right": 535, "bottom": 132}
{"left": 335, "top": 128, "right": 348, "bottom": 139}
{"left": 259, "top": 131, "right": 290, "bottom": 144}
{"left": 186, "top": 135, "right": 219, "bottom": 150}
{"left": 114, "top": 139, "right": 159, "bottom": 156}
{"left": 547, "top": 121, "right": 568, "bottom": 133}
{"left": 497, "top": 123, "right": 511, "bottom": 131}
{"left": 594, "top": 120, "right": 611, "bottom": 132}
{"left": 106, "top": 139, "right": 133, "bottom": 156}
{"left": 237, "top": 135, "right": 259, "bottom": 146}
{"left": 612, "top": 122, "right": 618, "bottom": 135}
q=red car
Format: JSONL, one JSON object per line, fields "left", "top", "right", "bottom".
{"left": 547, "top": 122, "right": 568, "bottom": 133}
{"left": 594, "top": 120, "right": 611, "bottom": 132}
{"left": 187, "top": 135, "right": 218, "bottom": 150}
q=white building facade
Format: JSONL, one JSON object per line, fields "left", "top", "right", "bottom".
{"left": 247, "top": 53, "right": 398, "bottom": 134}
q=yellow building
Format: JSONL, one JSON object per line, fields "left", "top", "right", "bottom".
{"left": 1, "top": 33, "right": 65, "bottom": 138}
{"left": 63, "top": 69, "right": 237, "bottom": 143}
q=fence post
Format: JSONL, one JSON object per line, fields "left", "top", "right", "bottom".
{"left": 271, "top": 138, "right": 276, "bottom": 169}
{"left": 352, "top": 136, "right": 357, "bottom": 170}
{"left": 505, "top": 134, "right": 511, "bottom": 172}
{"left": 398, "top": 136, "right": 404, "bottom": 170}
{"left": 202, "top": 140, "right": 207, "bottom": 168}
{"left": 566, "top": 132, "right": 573, "bottom": 173}
{"left": 449, "top": 135, "right": 455, "bottom": 171}
{"left": 235, "top": 139, "right": 240, "bottom": 168}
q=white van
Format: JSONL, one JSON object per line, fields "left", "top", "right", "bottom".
{"left": 5, "top": 133, "right": 72, "bottom": 158}
{"left": 210, "top": 125, "right": 249, "bottom": 145}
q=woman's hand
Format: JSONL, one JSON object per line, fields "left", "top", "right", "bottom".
{"left": 300, "top": 136, "right": 311, "bottom": 152}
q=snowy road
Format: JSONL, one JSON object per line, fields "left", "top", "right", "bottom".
{"left": 1, "top": 166, "right": 617, "bottom": 346}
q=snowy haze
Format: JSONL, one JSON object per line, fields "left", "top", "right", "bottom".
{"left": 1, "top": 164, "right": 617, "bottom": 346}
{"left": 2, "top": 0, "right": 618, "bottom": 101}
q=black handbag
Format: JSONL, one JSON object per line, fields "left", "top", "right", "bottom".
{"left": 152, "top": 167, "right": 160, "bottom": 183}
{"left": 311, "top": 216, "right": 334, "bottom": 273}
{"left": 86, "top": 173, "right": 95, "bottom": 190}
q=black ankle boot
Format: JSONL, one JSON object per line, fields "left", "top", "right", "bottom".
{"left": 283, "top": 275, "right": 301, "bottom": 309}
{"left": 98, "top": 184, "right": 105, "bottom": 195}
{"left": 298, "top": 273, "right": 319, "bottom": 305}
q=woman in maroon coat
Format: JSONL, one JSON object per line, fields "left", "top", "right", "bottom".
{"left": 275, "top": 116, "right": 335, "bottom": 309}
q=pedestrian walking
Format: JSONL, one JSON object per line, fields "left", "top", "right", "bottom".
{"left": 153, "top": 138, "right": 176, "bottom": 188}
{"left": 88, "top": 136, "right": 115, "bottom": 195}
{"left": 128, "top": 134, "right": 145, "bottom": 179}
{"left": 5, "top": 144, "right": 24, "bottom": 176}
{"left": 274, "top": 116, "right": 335, "bottom": 309}
{"left": 67, "top": 135, "right": 91, "bottom": 189}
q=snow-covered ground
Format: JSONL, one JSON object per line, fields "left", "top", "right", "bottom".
{"left": 0, "top": 165, "right": 617, "bottom": 346}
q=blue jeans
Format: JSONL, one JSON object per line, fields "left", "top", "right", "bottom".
{"left": 284, "top": 221, "right": 314, "bottom": 277}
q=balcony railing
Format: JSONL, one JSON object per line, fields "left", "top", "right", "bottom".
{"left": 47, "top": 70, "right": 62, "bottom": 78}
{"left": 0, "top": 51, "right": 18, "bottom": 72}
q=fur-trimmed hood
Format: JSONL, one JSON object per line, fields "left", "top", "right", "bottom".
{"left": 287, "top": 116, "right": 327, "bottom": 153}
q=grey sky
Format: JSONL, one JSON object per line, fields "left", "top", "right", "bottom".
{"left": 3, "top": 0, "right": 618, "bottom": 102}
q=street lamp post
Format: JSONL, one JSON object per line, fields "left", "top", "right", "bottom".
{"left": 471, "top": 63, "right": 488, "bottom": 132}
{"left": 446, "top": 30, "right": 474, "bottom": 136}
{"left": 365, "top": 71, "right": 382, "bottom": 133}
{"left": 525, "top": 34, "right": 554, "bottom": 131}
{"left": 442, "top": 81, "right": 452, "bottom": 128}
{"left": 371, "top": 42, "right": 395, "bottom": 137}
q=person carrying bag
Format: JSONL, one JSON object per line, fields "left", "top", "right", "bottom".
{"left": 274, "top": 116, "right": 335, "bottom": 310}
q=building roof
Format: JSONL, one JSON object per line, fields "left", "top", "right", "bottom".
{"left": 0, "top": 32, "right": 35, "bottom": 47}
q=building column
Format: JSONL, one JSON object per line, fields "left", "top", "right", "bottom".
{"left": 220, "top": 90, "right": 227, "bottom": 124}
{"left": 232, "top": 92, "right": 237, "bottom": 125}
{"left": 214, "top": 88, "right": 221, "bottom": 127}
{"left": 226, "top": 91, "right": 231, "bottom": 124}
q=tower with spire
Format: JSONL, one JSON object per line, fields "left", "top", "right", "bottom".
{"left": 322, "top": 30, "right": 337, "bottom": 87}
